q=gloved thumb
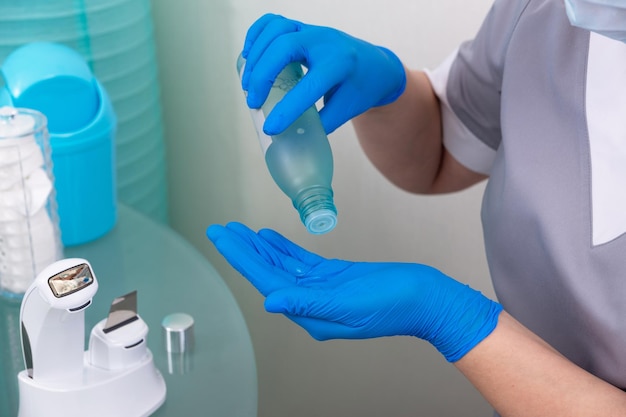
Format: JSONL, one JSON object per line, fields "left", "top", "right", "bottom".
{"left": 264, "top": 286, "right": 330, "bottom": 317}
{"left": 264, "top": 287, "right": 366, "bottom": 341}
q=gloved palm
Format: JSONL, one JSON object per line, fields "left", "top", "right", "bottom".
{"left": 240, "top": 13, "right": 406, "bottom": 135}
{"left": 207, "top": 222, "right": 502, "bottom": 362}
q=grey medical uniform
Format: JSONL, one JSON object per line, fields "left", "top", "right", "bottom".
{"left": 426, "top": 0, "right": 626, "bottom": 400}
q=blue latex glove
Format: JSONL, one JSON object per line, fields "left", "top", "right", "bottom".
{"left": 207, "top": 222, "right": 502, "bottom": 362}
{"left": 241, "top": 13, "right": 407, "bottom": 135}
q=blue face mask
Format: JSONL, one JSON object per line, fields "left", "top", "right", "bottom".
{"left": 564, "top": 0, "right": 626, "bottom": 43}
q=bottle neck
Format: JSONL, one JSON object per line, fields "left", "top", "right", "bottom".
{"left": 293, "top": 186, "right": 337, "bottom": 234}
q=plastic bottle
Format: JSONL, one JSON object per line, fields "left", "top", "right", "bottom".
{"left": 237, "top": 54, "right": 337, "bottom": 234}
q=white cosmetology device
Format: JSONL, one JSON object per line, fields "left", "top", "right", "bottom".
{"left": 17, "top": 258, "right": 166, "bottom": 417}
{"left": 19, "top": 258, "right": 97, "bottom": 386}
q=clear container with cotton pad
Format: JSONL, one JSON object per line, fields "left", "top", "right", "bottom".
{"left": 237, "top": 54, "right": 337, "bottom": 234}
{"left": 0, "top": 106, "right": 63, "bottom": 299}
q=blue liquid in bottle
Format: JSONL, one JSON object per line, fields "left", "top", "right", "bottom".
{"left": 237, "top": 54, "right": 337, "bottom": 234}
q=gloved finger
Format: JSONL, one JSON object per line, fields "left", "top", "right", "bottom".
{"left": 242, "top": 15, "right": 302, "bottom": 90}
{"left": 222, "top": 222, "right": 285, "bottom": 267}
{"left": 266, "top": 62, "right": 352, "bottom": 135}
{"left": 242, "top": 14, "right": 287, "bottom": 58}
{"left": 207, "top": 224, "right": 295, "bottom": 296}
{"left": 258, "top": 227, "right": 352, "bottom": 285}
{"left": 223, "top": 222, "right": 315, "bottom": 278}
{"left": 258, "top": 228, "right": 326, "bottom": 266}
{"left": 245, "top": 23, "right": 355, "bottom": 132}
{"left": 243, "top": 31, "right": 307, "bottom": 111}
{"left": 256, "top": 36, "right": 352, "bottom": 134}
{"left": 318, "top": 83, "right": 362, "bottom": 134}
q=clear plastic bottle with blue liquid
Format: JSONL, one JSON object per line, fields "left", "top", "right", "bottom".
{"left": 237, "top": 54, "right": 337, "bottom": 234}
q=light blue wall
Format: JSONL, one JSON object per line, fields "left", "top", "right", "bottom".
{"left": 151, "top": 0, "right": 495, "bottom": 415}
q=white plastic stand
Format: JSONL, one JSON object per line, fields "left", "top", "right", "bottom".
{"left": 17, "top": 259, "right": 166, "bottom": 416}
{"left": 17, "top": 350, "right": 166, "bottom": 417}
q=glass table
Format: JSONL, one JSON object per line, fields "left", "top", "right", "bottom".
{"left": 0, "top": 204, "right": 257, "bottom": 416}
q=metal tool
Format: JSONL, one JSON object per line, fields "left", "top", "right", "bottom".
{"left": 103, "top": 290, "right": 138, "bottom": 333}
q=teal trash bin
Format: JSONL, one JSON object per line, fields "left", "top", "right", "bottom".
{"left": 1, "top": 42, "right": 117, "bottom": 246}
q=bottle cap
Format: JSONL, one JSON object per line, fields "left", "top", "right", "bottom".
{"left": 304, "top": 209, "right": 337, "bottom": 235}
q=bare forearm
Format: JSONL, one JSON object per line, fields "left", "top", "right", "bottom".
{"left": 352, "top": 69, "right": 444, "bottom": 193}
{"left": 352, "top": 69, "right": 486, "bottom": 194}
{"left": 455, "top": 312, "right": 626, "bottom": 417}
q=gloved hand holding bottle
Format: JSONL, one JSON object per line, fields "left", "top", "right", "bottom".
{"left": 240, "top": 13, "right": 407, "bottom": 135}
{"left": 207, "top": 222, "right": 502, "bottom": 362}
